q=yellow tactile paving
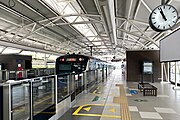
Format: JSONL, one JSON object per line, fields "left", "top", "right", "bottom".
{"left": 114, "top": 84, "right": 131, "bottom": 120}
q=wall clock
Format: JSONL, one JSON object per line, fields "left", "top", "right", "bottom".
{"left": 149, "top": 4, "right": 178, "bottom": 32}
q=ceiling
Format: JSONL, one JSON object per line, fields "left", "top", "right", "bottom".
{"left": 0, "top": 0, "right": 179, "bottom": 60}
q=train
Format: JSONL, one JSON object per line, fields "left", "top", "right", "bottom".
{"left": 55, "top": 53, "right": 109, "bottom": 74}
{"left": 55, "top": 53, "right": 112, "bottom": 103}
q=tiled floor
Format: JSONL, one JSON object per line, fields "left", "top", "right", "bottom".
{"left": 58, "top": 69, "right": 180, "bottom": 120}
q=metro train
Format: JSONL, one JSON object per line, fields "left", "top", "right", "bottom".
{"left": 55, "top": 53, "right": 112, "bottom": 103}
{"left": 55, "top": 53, "right": 108, "bottom": 75}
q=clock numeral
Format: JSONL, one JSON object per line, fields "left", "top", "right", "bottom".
{"left": 169, "top": 6, "right": 171, "bottom": 10}
{"left": 153, "top": 22, "right": 156, "bottom": 24}
{"left": 174, "top": 16, "right": 176, "bottom": 18}
{"left": 153, "top": 12, "right": 156, "bottom": 14}
{"left": 163, "top": 6, "right": 165, "bottom": 9}
{"left": 158, "top": 25, "right": 160, "bottom": 28}
{"left": 172, "top": 11, "right": 175, "bottom": 13}
{"left": 158, "top": 7, "right": 161, "bottom": 10}
{"left": 152, "top": 17, "right": 155, "bottom": 19}
{"left": 169, "top": 25, "right": 171, "bottom": 27}
{"left": 173, "top": 21, "right": 176, "bottom": 23}
{"left": 163, "top": 26, "right": 165, "bottom": 29}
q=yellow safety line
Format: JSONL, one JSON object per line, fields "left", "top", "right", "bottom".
{"left": 73, "top": 113, "right": 121, "bottom": 118}
{"left": 72, "top": 105, "right": 84, "bottom": 115}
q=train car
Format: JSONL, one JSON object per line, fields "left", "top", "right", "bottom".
{"left": 55, "top": 53, "right": 106, "bottom": 75}
{"left": 55, "top": 54, "right": 109, "bottom": 103}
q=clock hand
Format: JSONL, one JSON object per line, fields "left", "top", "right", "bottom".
{"left": 160, "top": 8, "right": 167, "bottom": 21}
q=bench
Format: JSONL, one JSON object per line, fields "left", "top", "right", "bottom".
{"left": 138, "top": 83, "right": 157, "bottom": 96}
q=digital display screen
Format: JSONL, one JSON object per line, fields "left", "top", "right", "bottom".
{"left": 66, "top": 58, "right": 77, "bottom": 62}
{"left": 143, "top": 62, "right": 153, "bottom": 74}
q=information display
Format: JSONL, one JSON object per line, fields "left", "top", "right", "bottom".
{"left": 143, "top": 62, "right": 153, "bottom": 74}
{"left": 66, "top": 58, "right": 76, "bottom": 62}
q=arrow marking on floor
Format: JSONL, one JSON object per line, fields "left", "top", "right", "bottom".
{"left": 109, "top": 108, "right": 115, "bottom": 113}
{"left": 83, "top": 107, "right": 91, "bottom": 112}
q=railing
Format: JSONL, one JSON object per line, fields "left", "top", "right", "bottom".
{"left": 0, "top": 67, "right": 114, "bottom": 120}
{"left": 0, "top": 68, "right": 55, "bottom": 81}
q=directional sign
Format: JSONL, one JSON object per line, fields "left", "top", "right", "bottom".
{"left": 92, "top": 96, "right": 99, "bottom": 102}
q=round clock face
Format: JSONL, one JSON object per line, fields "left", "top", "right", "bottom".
{"left": 149, "top": 4, "right": 178, "bottom": 31}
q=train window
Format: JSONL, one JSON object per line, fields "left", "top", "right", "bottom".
{"left": 59, "top": 64, "right": 71, "bottom": 71}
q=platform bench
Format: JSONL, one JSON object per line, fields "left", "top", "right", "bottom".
{"left": 138, "top": 83, "right": 157, "bottom": 96}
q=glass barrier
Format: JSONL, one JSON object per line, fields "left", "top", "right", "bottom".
{"left": 0, "top": 68, "right": 55, "bottom": 81}
{"left": 0, "top": 68, "right": 112, "bottom": 120}
{"left": 86, "top": 70, "right": 96, "bottom": 89}
{"left": 31, "top": 76, "right": 55, "bottom": 120}
{"left": 69, "top": 74, "right": 75, "bottom": 102}
{"left": 57, "top": 74, "right": 69, "bottom": 102}
{"left": 69, "top": 74, "right": 75, "bottom": 94}
{"left": 75, "top": 74, "right": 83, "bottom": 95}
{"left": 11, "top": 82, "right": 30, "bottom": 120}
{"left": 98, "top": 69, "right": 102, "bottom": 82}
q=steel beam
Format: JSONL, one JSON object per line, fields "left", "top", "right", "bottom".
{"left": 128, "top": 20, "right": 159, "bottom": 48}
{"left": 0, "top": 40, "right": 63, "bottom": 55}
{"left": 117, "top": 28, "right": 158, "bottom": 47}
{"left": 141, "top": 0, "right": 152, "bottom": 13}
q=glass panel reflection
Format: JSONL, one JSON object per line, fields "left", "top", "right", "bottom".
{"left": 12, "top": 83, "right": 30, "bottom": 120}
{"left": 32, "top": 76, "right": 55, "bottom": 119}
{"left": 57, "top": 75, "right": 69, "bottom": 102}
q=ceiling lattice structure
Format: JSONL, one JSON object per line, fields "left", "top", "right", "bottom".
{"left": 0, "top": 0, "right": 179, "bottom": 59}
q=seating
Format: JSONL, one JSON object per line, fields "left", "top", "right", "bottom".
{"left": 138, "top": 83, "right": 157, "bottom": 96}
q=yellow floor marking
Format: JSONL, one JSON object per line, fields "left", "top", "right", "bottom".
{"left": 73, "top": 113, "right": 121, "bottom": 118}
{"left": 108, "top": 108, "right": 115, "bottom": 113}
{"left": 83, "top": 107, "right": 91, "bottom": 112}
{"left": 93, "top": 90, "right": 97, "bottom": 94}
{"left": 73, "top": 105, "right": 84, "bottom": 115}
{"left": 72, "top": 104, "right": 121, "bottom": 118}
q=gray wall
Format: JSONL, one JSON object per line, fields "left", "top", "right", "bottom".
{"left": 126, "top": 50, "right": 161, "bottom": 82}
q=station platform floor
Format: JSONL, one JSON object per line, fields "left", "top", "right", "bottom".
{"left": 58, "top": 69, "right": 180, "bottom": 120}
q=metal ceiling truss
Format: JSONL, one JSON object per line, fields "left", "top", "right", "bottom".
{"left": 128, "top": 20, "right": 159, "bottom": 48}
{"left": 1, "top": 20, "right": 89, "bottom": 53}
{"left": 0, "top": 16, "right": 84, "bottom": 52}
{"left": 117, "top": 37, "right": 146, "bottom": 48}
{"left": 0, "top": 0, "right": 179, "bottom": 58}
{"left": 0, "top": 1, "right": 93, "bottom": 54}
{"left": 75, "top": 0, "right": 111, "bottom": 54}
{"left": 75, "top": 0, "right": 110, "bottom": 51}
{"left": 117, "top": 28, "right": 157, "bottom": 46}
{"left": 122, "top": 0, "right": 133, "bottom": 43}
{"left": 0, "top": 47, "right": 7, "bottom": 54}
